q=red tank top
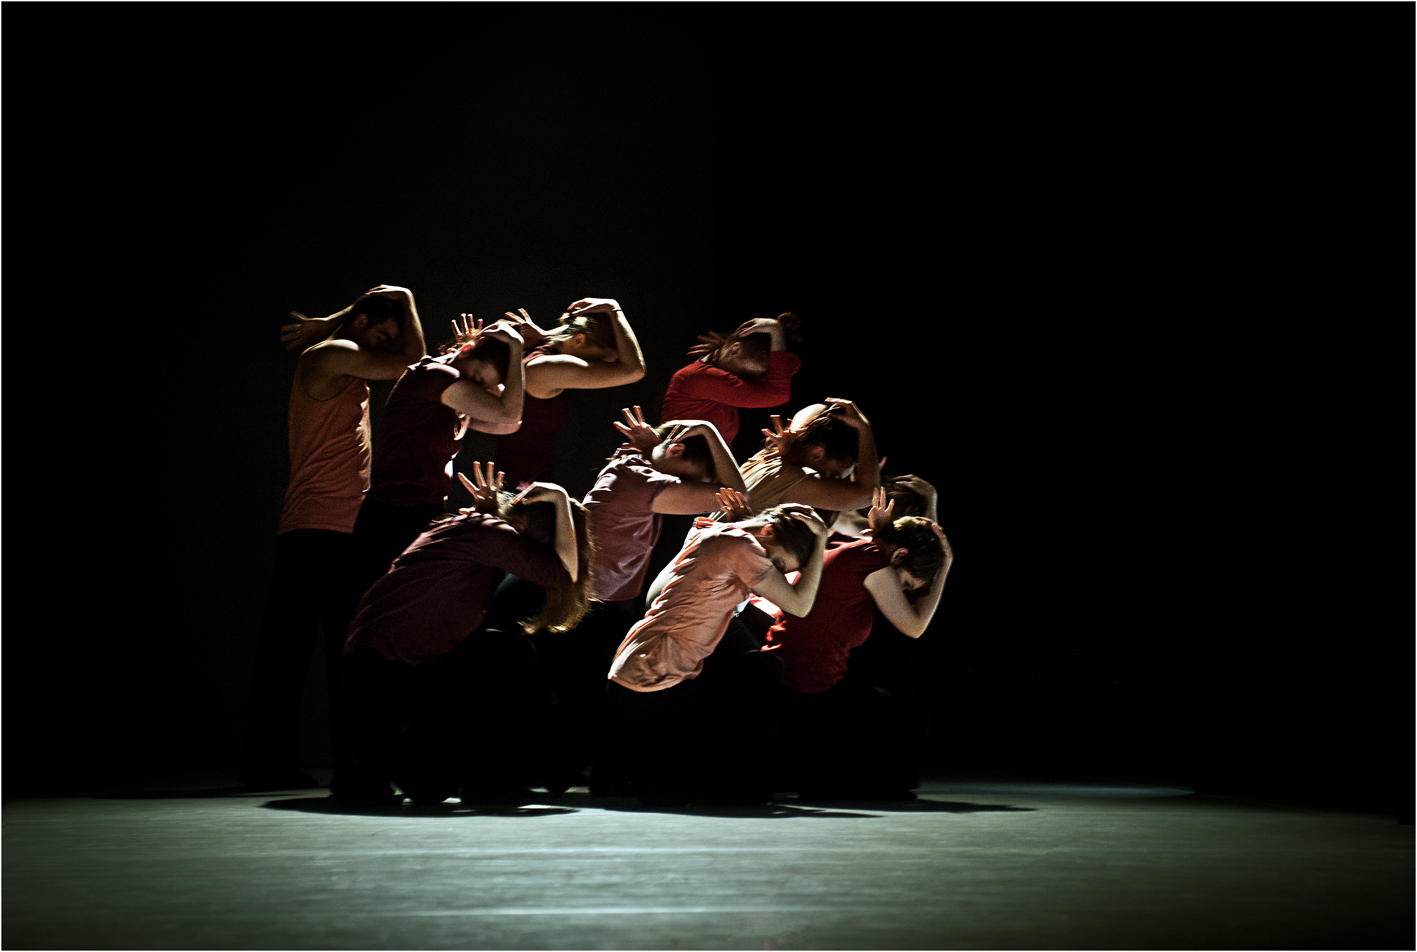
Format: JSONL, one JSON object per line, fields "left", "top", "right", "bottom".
{"left": 278, "top": 371, "right": 371, "bottom": 535}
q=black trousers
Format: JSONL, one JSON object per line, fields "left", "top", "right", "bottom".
{"left": 778, "top": 671, "right": 931, "bottom": 798}
{"left": 341, "top": 633, "right": 539, "bottom": 802}
{"left": 241, "top": 529, "right": 353, "bottom": 782}
{"left": 605, "top": 619, "right": 784, "bottom": 805}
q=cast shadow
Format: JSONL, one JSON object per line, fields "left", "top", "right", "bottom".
{"left": 261, "top": 796, "right": 579, "bottom": 818}
{"left": 95, "top": 785, "right": 304, "bottom": 800}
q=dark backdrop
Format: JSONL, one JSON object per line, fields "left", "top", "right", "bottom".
{"left": 6, "top": 4, "right": 1409, "bottom": 811}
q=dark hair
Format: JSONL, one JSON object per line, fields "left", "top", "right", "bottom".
{"left": 876, "top": 516, "right": 950, "bottom": 587}
{"left": 462, "top": 335, "right": 511, "bottom": 383}
{"left": 740, "top": 505, "right": 818, "bottom": 570}
{"left": 654, "top": 422, "right": 713, "bottom": 471}
{"left": 498, "top": 495, "right": 595, "bottom": 634}
{"left": 714, "top": 312, "right": 803, "bottom": 375}
{"left": 792, "top": 409, "right": 859, "bottom": 465}
{"left": 882, "top": 474, "right": 928, "bottom": 519}
{"left": 552, "top": 310, "right": 618, "bottom": 351}
{"left": 352, "top": 294, "right": 405, "bottom": 330}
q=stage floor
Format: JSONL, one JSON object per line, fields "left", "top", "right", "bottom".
{"left": 4, "top": 773, "right": 1411, "bottom": 950}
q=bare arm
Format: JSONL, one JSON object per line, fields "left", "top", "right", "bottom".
{"left": 518, "top": 483, "right": 579, "bottom": 583}
{"left": 524, "top": 298, "right": 646, "bottom": 398}
{"left": 779, "top": 398, "right": 880, "bottom": 512}
{"left": 746, "top": 507, "right": 828, "bottom": 617}
{"left": 651, "top": 420, "right": 747, "bottom": 515}
{"left": 301, "top": 285, "right": 427, "bottom": 383}
{"left": 440, "top": 321, "right": 525, "bottom": 424}
{"left": 864, "top": 543, "right": 951, "bottom": 638}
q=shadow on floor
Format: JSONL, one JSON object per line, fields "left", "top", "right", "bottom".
{"left": 95, "top": 786, "right": 304, "bottom": 800}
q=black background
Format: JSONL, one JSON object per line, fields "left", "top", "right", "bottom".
{"left": 6, "top": 4, "right": 1409, "bottom": 811}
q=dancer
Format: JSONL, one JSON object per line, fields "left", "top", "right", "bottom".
{"left": 241, "top": 284, "right": 425, "bottom": 790}
{"left": 341, "top": 466, "right": 592, "bottom": 804}
{"left": 493, "top": 298, "right": 646, "bottom": 488}
{"left": 730, "top": 397, "right": 882, "bottom": 518}
{"left": 528, "top": 408, "right": 747, "bottom": 793}
{"left": 345, "top": 315, "right": 525, "bottom": 600}
{"left": 660, "top": 313, "right": 802, "bottom": 450}
{"left": 772, "top": 487, "right": 953, "bottom": 800}
{"left": 606, "top": 503, "right": 828, "bottom": 805}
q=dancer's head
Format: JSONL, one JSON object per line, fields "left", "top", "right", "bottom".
{"left": 344, "top": 294, "right": 405, "bottom": 352}
{"left": 499, "top": 492, "right": 594, "bottom": 633}
{"left": 785, "top": 408, "right": 859, "bottom": 478}
{"left": 875, "top": 516, "right": 951, "bottom": 592}
{"left": 739, "top": 504, "right": 822, "bottom": 574}
{"left": 552, "top": 309, "right": 619, "bottom": 363}
{"left": 650, "top": 422, "right": 715, "bottom": 480}
{"left": 448, "top": 335, "right": 512, "bottom": 391}
{"left": 708, "top": 312, "right": 801, "bottom": 379}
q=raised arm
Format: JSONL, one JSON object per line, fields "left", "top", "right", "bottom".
{"left": 524, "top": 298, "right": 646, "bottom": 398}
{"left": 779, "top": 399, "right": 880, "bottom": 512}
{"left": 865, "top": 522, "right": 953, "bottom": 639}
{"left": 651, "top": 420, "right": 748, "bottom": 515}
{"left": 746, "top": 506, "right": 828, "bottom": 617}
{"left": 301, "top": 285, "right": 427, "bottom": 383}
{"left": 440, "top": 321, "right": 526, "bottom": 425}
{"left": 517, "top": 483, "right": 579, "bottom": 583}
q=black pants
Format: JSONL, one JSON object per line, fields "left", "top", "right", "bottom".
{"left": 241, "top": 529, "right": 353, "bottom": 782}
{"left": 778, "top": 672, "right": 931, "bottom": 798}
{"left": 341, "top": 634, "right": 539, "bottom": 802}
{"left": 605, "top": 619, "right": 784, "bottom": 805}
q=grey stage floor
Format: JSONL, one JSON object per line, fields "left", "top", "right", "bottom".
{"left": 3, "top": 772, "right": 1411, "bottom": 950}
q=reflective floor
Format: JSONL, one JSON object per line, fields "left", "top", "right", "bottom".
{"left": 4, "top": 773, "right": 1411, "bottom": 949}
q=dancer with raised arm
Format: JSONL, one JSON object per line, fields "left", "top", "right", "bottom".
{"left": 730, "top": 397, "right": 882, "bottom": 519}
{"left": 606, "top": 502, "right": 828, "bottom": 805}
{"left": 493, "top": 298, "right": 646, "bottom": 488}
{"left": 241, "top": 285, "right": 425, "bottom": 791}
{"left": 772, "top": 487, "right": 953, "bottom": 801}
{"left": 530, "top": 407, "right": 747, "bottom": 793}
{"left": 660, "top": 312, "right": 802, "bottom": 451}
{"left": 341, "top": 467, "right": 592, "bottom": 805}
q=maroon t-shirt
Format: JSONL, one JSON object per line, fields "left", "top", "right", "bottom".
{"left": 659, "top": 350, "right": 801, "bottom": 446}
{"left": 771, "top": 538, "right": 893, "bottom": 693}
{"left": 344, "top": 512, "right": 568, "bottom": 664}
{"left": 583, "top": 448, "right": 680, "bottom": 601}
{"left": 368, "top": 356, "right": 466, "bottom": 507}
{"left": 495, "top": 343, "right": 568, "bottom": 489}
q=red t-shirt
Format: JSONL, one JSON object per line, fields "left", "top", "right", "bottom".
{"left": 771, "top": 538, "right": 893, "bottom": 693}
{"left": 659, "top": 350, "right": 801, "bottom": 446}
{"left": 368, "top": 356, "right": 466, "bottom": 507}
{"left": 344, "top": 512, "right": 568, "bottom": 664}
{"left": 496, "top": 343, "right": 569, "bottom": 489}
{"left": 583, "top": 448, "right": 680, "bottom": 601}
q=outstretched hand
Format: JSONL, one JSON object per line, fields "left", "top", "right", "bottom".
{"left": 760, "top": 414, "right": 804, "bottom": 460}
{"left": 280, "top": 310, "right": 338, "bottom": 352}
{"left": 715, "top": 487, "right": 751, "bottom": 522}
{"left": 867, "top": 486, "right": 896, "bottom": 535}
{"left": 457, "top": 461, "right": 505, "bottom": 515}
{"left": 451, "top": 313, "right": 482, "bottom": 349}
{"left": 501, "top": 308, "right": 551, "bottom": 346}
{"left": 687, "top": 330, "right": 726, "bottom": 359}
{"left": 613, "top": 405, "right": 660, "bottom": 454}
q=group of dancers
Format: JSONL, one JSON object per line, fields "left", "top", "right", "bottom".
{"left": 243, "top": 283, "right": 953, "bottom": 807}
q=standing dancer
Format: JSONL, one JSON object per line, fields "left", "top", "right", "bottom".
{"left": 660, "top": 313, "right": 802, "bottom": 451}
{"left": 772, "top": 487, "right": 952, "bottom": 800}
{"left": 493, "top": 298, "right": 646, "bottom": 489}
{"left": 606, "top": 503, "right": 828, "bottom": 805}
{"left": 241, "top": 284, "right": 425, "bottom": 790}
{"left": 341, "top": 467, "right": 592, "bottom": 804}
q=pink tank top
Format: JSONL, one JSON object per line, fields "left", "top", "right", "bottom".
{"left": 278, "top": 371, "right": 372, "bottom": 535}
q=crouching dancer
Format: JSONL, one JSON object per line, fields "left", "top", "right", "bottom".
{"left": 772, "top": 487, "right": 952, "bottom": 801}
{"left": 606, "top": 503, "right": 828, "bottom": 806}
{"left": 340, "top": 465, "right": 592, "bottom": 805}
